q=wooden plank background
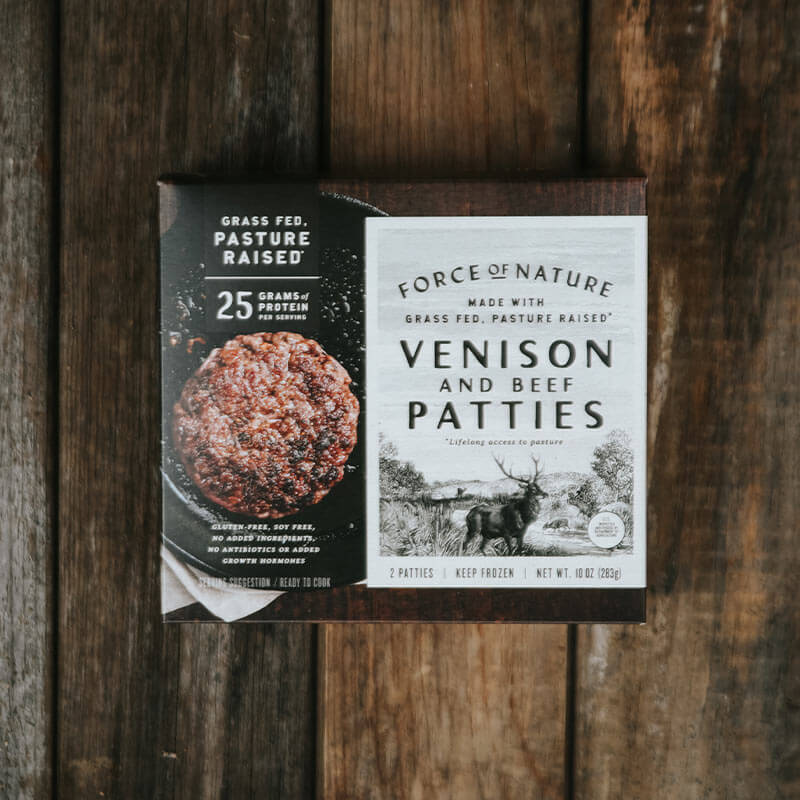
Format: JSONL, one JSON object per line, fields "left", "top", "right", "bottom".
{"left": 0, "top": 1, "right": 55, "bottom": 798}
{"left": 58, "top": 2, "right": 319, "bottom": 797}
{"left": 575, "top": 3, "right": 800, "bottom": 798}
{"left": 0, "top": 0, "right": 797, "bottom": 798}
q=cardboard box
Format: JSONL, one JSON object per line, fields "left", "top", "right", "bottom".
{"left": 159, "top": 178, "right": 647, "bottom": 622}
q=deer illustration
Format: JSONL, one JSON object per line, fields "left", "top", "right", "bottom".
{"left": 461, "top": 456, "right": 547, "bottom": 556}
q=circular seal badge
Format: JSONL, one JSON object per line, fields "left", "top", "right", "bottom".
{"left": 588, "top": 511, "right": 625, "bottom": 549}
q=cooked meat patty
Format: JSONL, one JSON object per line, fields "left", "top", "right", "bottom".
{"left": 173, "top": 332, "right": 359, "bottom": 518}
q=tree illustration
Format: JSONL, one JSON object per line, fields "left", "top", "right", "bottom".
{"left": 567, "top": 478, "right": 603, "bottom": 517}
{"left": 379, "top": 435, "right": 426, "bottom": 498}
{"left": 591, "top": 429, "right": 633, "bottom": 503}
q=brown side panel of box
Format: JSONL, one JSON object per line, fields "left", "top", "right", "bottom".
{"left": 165, "top": 177, "right": 647, "bottom": 622}
{"left": 164, "top": 586, "right": 644, "bottom": 623}
{"left": 320, "top": 177, "right": 647, "bottom": 217}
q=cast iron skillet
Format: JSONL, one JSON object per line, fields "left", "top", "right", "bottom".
{"left": 160, "top": 192, "right": 385, "bottom": 587}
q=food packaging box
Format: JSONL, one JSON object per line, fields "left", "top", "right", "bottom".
{"left": 159, "top": 177, "right": 647, "bottom": 622}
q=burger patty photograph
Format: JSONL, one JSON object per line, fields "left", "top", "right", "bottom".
{"left": 2, "top": 1, "right": 798, "bottom": 799}
{"left": 172, "top": 332, "right": 359, "bottom": 519}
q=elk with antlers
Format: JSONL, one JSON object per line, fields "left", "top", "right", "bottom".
{"left": 461, "top": 455, "right": 547, "bottom": 556}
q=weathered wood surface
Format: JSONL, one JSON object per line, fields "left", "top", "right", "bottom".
{"left": 0, "top": 1, "right": 54, "bottom": 798}
{"left": 2, "top": 0, "right": 798, "bottom": 797}
{"left": 58, "top": 2, "right": 319, "bottom": 797}
{"left": 320, "top": 2, "right": 581, "bottom": 797}
{"left": 319, "top": 625, "right": 568, "bottom": 800}
{"left": 575, "top": 1, "right": 800, "bottom": 798}
{"left": 327, "top": 0, "right": 580, "bottom": 173}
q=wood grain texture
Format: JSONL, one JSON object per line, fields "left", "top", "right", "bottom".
{"left": 0, "top": 1, "right": 54, "bottom": 798}
{"left": 320, "top": 625, "right": 567, "bottom": 800}
{"left": 58, "top": 2, "right": 319, "bottom": 797}
{"left": 327, "top": 0, "right": 580, "bottom": 173}
{"left": 171, "top": 626, "right": 315, "bottom": 800}
{"left": 576, "top": 2, "right": 800, "bottom": 798}
{"left": 321, "top": 2, "right": 582, "bottom": 797}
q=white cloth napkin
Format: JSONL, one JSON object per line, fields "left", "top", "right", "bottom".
{"left": 161, "top": 546, "right": 284, "bottom": 621}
